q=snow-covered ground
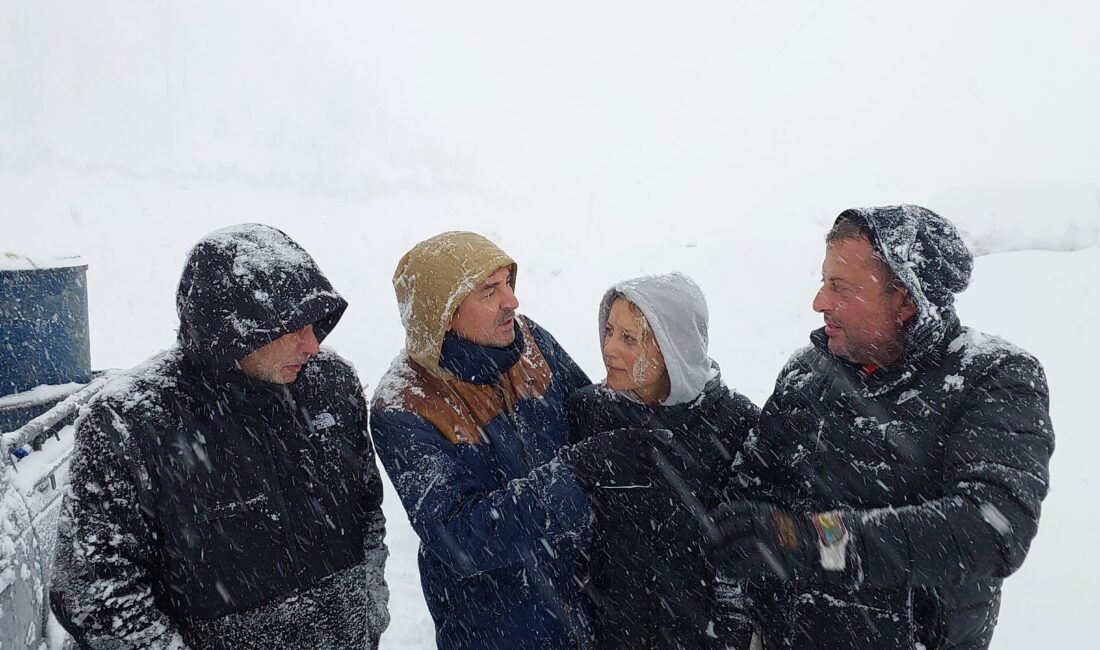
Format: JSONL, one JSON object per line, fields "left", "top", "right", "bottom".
{"left": 3, "top": 1, "right": 1099, "bottom": 647}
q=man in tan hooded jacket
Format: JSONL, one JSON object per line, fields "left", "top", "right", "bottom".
{"left": 370, "top": 232, "right": 597, "bottom": 649}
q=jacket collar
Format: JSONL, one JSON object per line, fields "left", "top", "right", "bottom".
{"left": 438, "top": 320, "right": 525, "bottom": 385}
{"left": 598, "top": 364, "right": 723, "bottom": 429}
{"left": 809, "top": 312, "right": 961, "bottom": 396}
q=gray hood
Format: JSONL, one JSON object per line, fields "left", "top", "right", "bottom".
{"left": 598, "top": 272, "right": 713, "bottom": 405}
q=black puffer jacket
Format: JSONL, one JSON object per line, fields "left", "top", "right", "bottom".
{"left": 568, "top": 371, "right": 759, "bottom": 650}
{"left": 51, "top": 224, "right": 389, "bottom": 649}
{"left": 746, "top": 206, "right": 1054, "bottom": 649}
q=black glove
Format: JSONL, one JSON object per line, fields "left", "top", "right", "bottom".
{"left": 559, "top": 428, "right": 674, "bottom": 491}
{"left": 708, "top": 500, "right": 851, "bottom": 582}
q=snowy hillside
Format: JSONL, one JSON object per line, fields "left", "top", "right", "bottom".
{"left": 3, "top": 1, "right": 1099, "bottom": 647}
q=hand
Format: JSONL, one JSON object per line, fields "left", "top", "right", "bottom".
{"left": 708, "top": 501, "right": 850, "bottom": 582}
{"left": 559, "top": 428, "right": 674, "bottom": 491}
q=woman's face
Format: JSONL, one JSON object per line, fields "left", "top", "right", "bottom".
{"left": 602, "top": 298, "right": 670, "bottom": 404}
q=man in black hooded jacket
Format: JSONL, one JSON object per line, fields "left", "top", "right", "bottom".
{"left": 50, "top": 224, "right": 389, "bottom": 649}
{"left": 712, "top": 205, "right": 1054, "bottom": 649}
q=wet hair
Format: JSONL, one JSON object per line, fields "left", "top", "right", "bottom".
{"left": 825, "top": 217, "right": 907, "bottom": 294}
{"left": 605, "top": 293, "right": 661, "bottom": 366}
{"left": 825, "top": 217, "right": 870, "bottom": 245}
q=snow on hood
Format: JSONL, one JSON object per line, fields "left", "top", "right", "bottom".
{"left": 175, "top": 223, "right": 347, "bottom": 371}
{"left": 836, "top": 205, "right": 973, "bottom": 352}
{"left": 598, "top": 272, "right": 712, "bottom": 405}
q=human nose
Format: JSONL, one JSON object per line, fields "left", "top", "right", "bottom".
{"left": 297, "top": 325, "right": 321, "bottom": 355}
{"left": 602, "top": 335, "right": 618, "bottom": 361}
{"left": 501, "top": 284, "right": 519, "bottom": 311}
{"left": 812, "top": 286, "right": 831, "bottom": 313}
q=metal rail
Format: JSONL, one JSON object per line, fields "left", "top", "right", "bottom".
{"left": 2, "top": 371, "right": 116, "bottom": 471}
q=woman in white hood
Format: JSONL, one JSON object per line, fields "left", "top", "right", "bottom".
{"left": 566, "top": 272, "right": 759, "bottom": 650}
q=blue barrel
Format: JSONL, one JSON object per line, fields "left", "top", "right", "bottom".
{"left": 0, "top": 263, "right": 92, "bottom": 402}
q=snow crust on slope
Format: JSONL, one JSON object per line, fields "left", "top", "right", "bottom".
{"left": 928, "top": 183, "right": 1100, "bottom": 255}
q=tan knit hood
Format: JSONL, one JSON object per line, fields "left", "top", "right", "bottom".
{"left": 393, "top": 231, "right": 517, "bottom": 375}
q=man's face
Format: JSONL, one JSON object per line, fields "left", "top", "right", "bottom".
{"left": 449, "top": 266, "right": 519, "bottom": 348}
{"left": 238, "top": 324, "right": 320, "bottom": 384}
{"left": 812, "top": 237, "right": 917, "bottom": 366}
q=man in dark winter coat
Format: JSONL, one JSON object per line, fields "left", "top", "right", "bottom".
{"left": 50, "top": 224, "right": 389, "bottom": 649}
{"left": 713, "top": 205, "right": 1054, "bottom": 649}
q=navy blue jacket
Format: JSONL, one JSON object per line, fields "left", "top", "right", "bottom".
{"left": 371, "top": 317, "right": 594, "bottom": 649}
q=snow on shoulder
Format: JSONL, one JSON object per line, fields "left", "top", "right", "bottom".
{"left": 927, "top": 183, "right": 1100, "bottom": 256}
{"left": 372, "top": 352, "right": 424, "bottom": 410}
{"left": 948, "top": 327, "right": 1030, "bottom": 371}
{"left": 91, "top": 349, "right": 182, "bottom": 417}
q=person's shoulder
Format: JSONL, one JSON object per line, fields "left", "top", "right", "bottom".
{"left": 773, "top": 343, "right": 823, "bottom": 384}
{"left": 700, "top": 374, "right": 759, "bottom": 422}
{"left": 74, "top": 348, "right": 186, "bottom": 451}
{"left": 566, "top": 381, "right": 613, "bottom": 409}
{"left": 718, "top": 383, "right": 760, "bottom": 415}
{"left": 519, "top": 315, "right": 562, "bottom": 354}
{"left": 519, "top": 315, "right": 586, "bottom": 382}
{"left": 301, "top": 346, "right": 360, "bottom": 386}
{"left": 89, "top": 347, "right": 187, "bottom": 418}
{"left": 371, "top": 352, "right": 431, "bottom": 414}
{"left": 944, "top": 326, "right": 1044, "bottom": 378}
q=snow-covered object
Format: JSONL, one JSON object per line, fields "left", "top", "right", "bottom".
{"left": 1, "top": 423, "right": 70, "bottom": 650}
{"left": 598, "top": 272, "right": 713, "bottom": 405}
{"left": 927, "top": 183, "right": 1100, "bottom": 255}
{"left": 391, "top": 231, "right": 516, "bottom": 376}
{"left": 0, "top": 382, "right": 84, "bottom": 411}
{"left": 0, "top": 251, "right": 84, "bottom": 272}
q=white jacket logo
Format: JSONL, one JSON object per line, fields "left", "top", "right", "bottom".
{"left": 311, "top": 412, "right": 336, "bottom": 430}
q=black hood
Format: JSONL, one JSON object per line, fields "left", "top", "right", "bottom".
{"left": 175, "top": 223, "right": 347, "bottom": 371}
{"left": 835, "top": 204, "right": 973, "bottom": 353}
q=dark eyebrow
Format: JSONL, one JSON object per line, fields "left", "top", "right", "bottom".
{"left": 478, "top": 274, "right": 509, "bottom": 291}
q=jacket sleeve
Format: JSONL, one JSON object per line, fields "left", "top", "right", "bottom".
{"left": 370, "top": 407, "right": 592, "bottom": 578}
{"left": 361, "top": 507, "right": 390, "bottom": 647}
{"left": 741, "top": 359, "right": 806, "bottom": 502}
{"left": 50, "top": 402, "right": 191, "bottom": 650}
{"left": 848, "top": 352, "right": 1054, "bottom": 590}
{"left": 717, "top": 390, "right": 762, "bottom": 499}
{"left": 351, "top": 379, "right": 391, "bottom": 648}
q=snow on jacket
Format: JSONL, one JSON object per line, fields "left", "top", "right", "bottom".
{"left": 566, "top": 272, "right": 759, "bottom": 649}
{"left": 746, "top": 206, "right": 1054, "bottom": 649}
{"left": 371, "top": 231, "right": 594, "bottom": 649}
{"left": 50, "top": 224, "right": 389, "bottom": 650}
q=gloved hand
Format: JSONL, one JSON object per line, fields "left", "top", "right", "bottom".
{"left": 708, "top": 500, "right": 851, "bottom": 582}
{"left": 559, "top": 427, "right": 674, "bottom": 491}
